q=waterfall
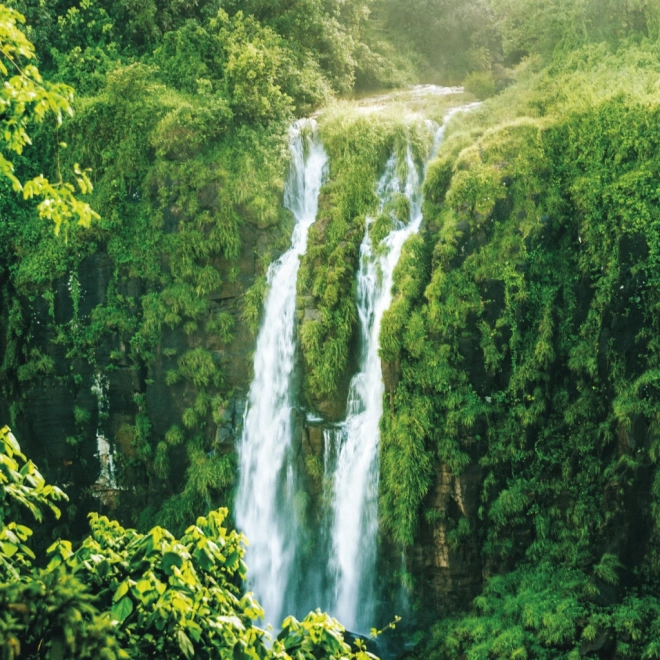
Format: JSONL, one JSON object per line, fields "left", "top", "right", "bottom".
{"left": 235, "top": 119, "right": 328, "bottom": 627}
{"left": 324, "top": 120, "right": 448, "bottom": 632}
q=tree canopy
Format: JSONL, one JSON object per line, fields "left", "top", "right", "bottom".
{"left": 0, "top": 4, "right": 97, "bottom": 234}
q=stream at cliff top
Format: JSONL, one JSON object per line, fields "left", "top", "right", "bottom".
{"left": 235, "top": 118, "right": 328, "bottom": 627}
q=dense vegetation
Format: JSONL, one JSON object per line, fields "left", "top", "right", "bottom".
{"left": 3, "top": 0, "right": 660, "bottom": 657}
{"left": 382, "top": 33, "right": 660, "bottom": 660}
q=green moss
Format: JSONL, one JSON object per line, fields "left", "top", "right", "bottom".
{"left": 298, "top": 109, "right": 437, "bottom": 401}
{"left": 369, "top": 214, "right": 394, "bottom": 246}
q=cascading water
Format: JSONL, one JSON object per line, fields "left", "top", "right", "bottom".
{"left": 323, "top": 120, "right": 449, "bottom": 632}
{"left": 235, "top": 119, "right": 328, "bottom": 627}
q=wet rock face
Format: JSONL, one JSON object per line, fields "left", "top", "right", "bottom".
{"left": 309, "top": 395, "right": 347, "bottom": 422}
{"left": 410, "top": 462, "right": 483, "bottom": 613}
{"left": 381, "top": 358, "right": 400, "bottom": 405}
{"left": 215, "top": 397, "right": 246, "bottom": 452}
{"left": 300, "top": 423, "right": 325, "bottom": 499}
{"left": 15, "top": 253, "right": 120, "bottom": 477}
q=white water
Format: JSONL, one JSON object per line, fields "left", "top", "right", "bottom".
{"left": 235, "top": 119, "right": 328, "bottom": 627}
{"left": 91, "top": 372, "right": 116, "bottom": 491}
{"left": 324, "top": 120, "right": 449, "bottom": 632}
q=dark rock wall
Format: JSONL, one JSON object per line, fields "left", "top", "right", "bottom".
{"left": 0, "top": 214, "right": 283, "bottom": 536}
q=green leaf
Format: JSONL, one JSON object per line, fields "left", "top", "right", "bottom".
{"left": 111, "top": 595, "right": 134, "bottom": 623}
{"left": 1, "top": 542, "right": 18, "bottom": 557}
{"left": 97, "top": 559, "right": 110, "bottom": 578}
{"left": 194, "top": 547, "right": 213, "bottom": 571}
{"left": 177, "top": 629, "right": 195, "bottom": 659}
{"left": 18, "top": 543, "right": 35, "bottom": 559}
{"left": 135, "top": 578, "right": 152, "bottom": 594}
{"left": 113, "top": 581, "right": 129, "bottom": 602}
{"left": 15, "top": 524, "right": 32, "bottom": 540}
{"left": 233, "top": 640, "right": 252, "bottom": 660}
{"left": 162, "top": 551, "right": 184, "bottom": 575}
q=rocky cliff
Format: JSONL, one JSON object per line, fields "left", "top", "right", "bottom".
{"left": 3, "top": 68, "right": 660, "bottom": 648}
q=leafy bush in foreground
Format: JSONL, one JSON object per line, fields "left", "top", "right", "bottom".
{"left": 0, "top": 425, "right": 378, "bottom": 660}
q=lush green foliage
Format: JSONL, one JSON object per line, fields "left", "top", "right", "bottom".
{"left": 373, "top": 0, "right": 660, "bottom": 84}
{"left": 490, "top": 0, "right": 660, "bottom": 57}
{"left": 0, "top": 425, "right": 381, "bottom": 659}
{"left": 378, "top": 42, "right": 660, "bottom": 656}
{"left": 373, "top": 0, "right": 499, "bottom": 82}
{"left": 0, "top": 4, "right": 97, "bottom": 234}
{"left": 0, "top": 425, "right": 122, "bottom": 658}
{"left": 219, "top": 0, "right": 395, "bottom": 92}
{"left": 427, "top": 562, "right": 660, "bottom": 659}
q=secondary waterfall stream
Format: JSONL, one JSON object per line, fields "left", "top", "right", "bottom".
{"left": 235, "top": 118, "right": 328, "bottom": 627}
{"left": 323, "top": 121, "right": 447, "bottom": 631}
